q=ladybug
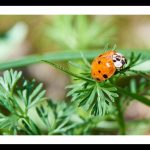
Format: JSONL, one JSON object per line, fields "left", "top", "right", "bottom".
{"left": 91, "top": 50, "right": 127, "bottom": 82}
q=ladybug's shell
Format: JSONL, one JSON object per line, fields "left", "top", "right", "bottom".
{"left": 91, "top": 50, "right": 116, "bottom": 82}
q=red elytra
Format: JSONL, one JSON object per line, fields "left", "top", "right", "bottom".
{"left": 91, "top": 50, "right": 117, "bottom": 82}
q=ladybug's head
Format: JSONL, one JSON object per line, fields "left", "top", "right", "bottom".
{"left": 112, "top": 52, "right": 127, "bottom": 70}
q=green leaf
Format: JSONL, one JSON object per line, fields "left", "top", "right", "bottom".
{"left": 67, "top": 79, "right": 118, "bottom": 116}
{"left": 81, "top": 86, "right": 96, "bottom": 111}
{"left": 80, "top": 52, "right": 91, "bottom": 68}
{"left": 0, "top": 49, "right": 149, "bottom": 71}
{"left": 0, "top": 114, "right": 18, "bottom": 129}
{"left": 130, "top": 79, "right": 137, "bottom": 93}
{"left": 21, "top": 118, "right": 41, "bottom": 135}
{"left": 69, "top": 61, "right": 89, "bottom": 71}
{"left": 0, "top": 69, "right": 22, "bottom": 93}
{"left": 0, "top": 70, "right": 50, "bottom": 135}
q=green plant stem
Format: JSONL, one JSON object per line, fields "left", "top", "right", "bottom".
{"left": 0, "top": 49, "right": 149, "bottom": 71}
{"left": 115, "top": 99, "right": 126, "bottom": 135}
{"left": 117, "top": 86, "right": 150, "bottom": 106}
{"left": 42, "top": 60, "right": 94, "bottom": 82}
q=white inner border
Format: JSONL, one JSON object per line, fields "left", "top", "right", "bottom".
{"left": 0, "top": 6, "right": 150, "bottom": 144}
{"left": 0, "top": 136, "right": 150, "bottom": 144}
{"left": 0, "top": 6, "right": 150, "bottom": 15}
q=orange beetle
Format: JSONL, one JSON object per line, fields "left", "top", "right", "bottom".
{"left": 91, "top": 50, "right": 127, "bottom": 82}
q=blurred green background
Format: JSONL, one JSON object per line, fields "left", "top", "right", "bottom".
{"left": 0, "top": 15, "right": 150, "bottom": 135}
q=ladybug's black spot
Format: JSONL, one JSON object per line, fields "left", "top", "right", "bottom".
{"left": 103, "top": 74, "right": 108, "bottom": 79}
{"left": 121, "top": 60, "right": 125, "bottom": 65}
{"left": 116, "top": 58, "right": 120, "bottom": 61}
{"left": 96, "top": 78, "right": 100, "bottom": 81}
{"left": 98, "top": 61, "right": 101, "bottom": 64}
{"left": 98, "top": 70, "right": 101, "bottom": 73}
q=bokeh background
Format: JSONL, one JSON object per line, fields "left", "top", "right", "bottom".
{"left": 0, "top": 15, "right": 150, "bottom": 134}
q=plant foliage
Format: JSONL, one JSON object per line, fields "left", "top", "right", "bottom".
{"left": 0, "top": 70, "right": 84, "bottom": 135}
{"left": 43, "top": 51, "right": 150, "bottom": 118}
{"left": 0, "top": 50, "right": 149, "bottom": 135}
{"left": 46, "top": 16, "right": 116, "bottom": 50}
